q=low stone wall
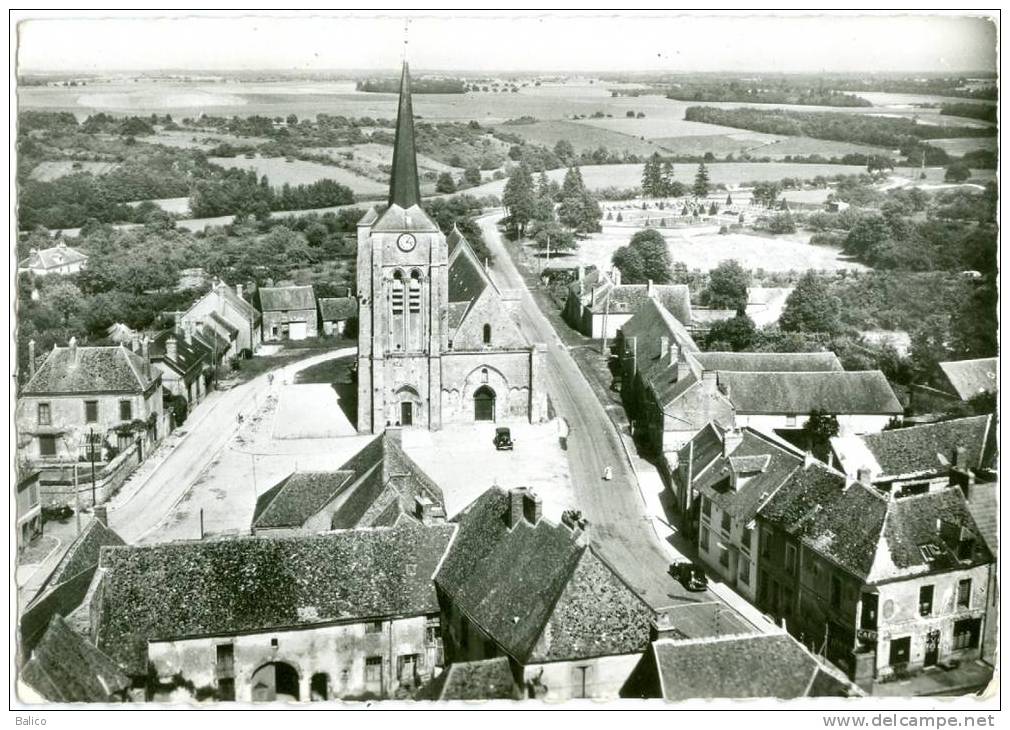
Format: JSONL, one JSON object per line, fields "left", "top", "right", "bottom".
{"left": 38, "top": 444, "right": 140, "bottom": 509}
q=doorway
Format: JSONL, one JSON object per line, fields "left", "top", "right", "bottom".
{"left": 400, "top": 401, "right": 413, "bottom": 426}
{"left": 251, "top": 661, "right": 300, "bottom": 702}
{"left": 474, "top": 385, "right": 496, "bottom": 421}
{"left": 924, "top": 630, "right": 940, "bottom": 667}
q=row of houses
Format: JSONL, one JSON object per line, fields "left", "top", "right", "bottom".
{"left": 17, "top": 430, "right": 862, "bottom": 703}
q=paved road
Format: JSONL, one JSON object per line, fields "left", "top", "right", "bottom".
{"left": 108, "top": 348, "right": 354, "bottom": 543}
{"left": 479, "top": 213, "right": 754, "bottom": 636}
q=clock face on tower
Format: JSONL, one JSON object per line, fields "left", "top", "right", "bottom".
{"left": 397, "top": 233, "right": 417, "bottom": 252}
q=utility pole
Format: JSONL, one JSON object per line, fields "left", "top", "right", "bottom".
{"left": 89, "top": 427, "right": 96, "bottom": 507}
{"left": 545, "top": 234, "right": 550, "bottom": 270}
{"left": 73, "top": 463, "right": 81, "bottom": 536}
{"left": 250, "top": 453, "right": 258, "bottom": 494}
{"left": 601, "top": 291, "right": 611, "bottom": 355}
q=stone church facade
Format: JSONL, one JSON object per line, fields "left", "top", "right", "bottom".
{"left": 356, "top": 63, "right": 547, "bottom": 433}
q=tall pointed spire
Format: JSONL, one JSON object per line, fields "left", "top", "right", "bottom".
{"left": 388, "top": 61, "right": 421, "bottom": 208}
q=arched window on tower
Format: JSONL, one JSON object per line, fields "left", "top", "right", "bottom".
{"left": 481, "top": 368, "right": 489, "bottom": 384}
{"left": 408, "top": 270, "right": 422, "bottom": 313}
{"left": 483, "top": 323, "right": 492, "bottom": 346}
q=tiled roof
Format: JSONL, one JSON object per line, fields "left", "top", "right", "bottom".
{"left": 208, "top": 311, "right": 239, "bottom": 338}
{"left": 448, "top": 237, "right": 489, "bottom": 304}
{"left": 446, "top": 225, "right": 466, "bottom": 256}
{"left": 691, "top": 429, "right": 802, "bottom": 523}
{"left": 20, "top": 615, "right": 130, "bottom": 703}
{"left": 318, "top": 296, "right": 357, "bottom": 321}
{"left": 651, "top": 634, "right": 858, "bottom": 699}
{"left": 690, "top": 351, "right": 842, "bottom": 373}
{"left": 325, "top": 432, "right": 446, "bottom": 530}
{"left": 39, "top": 519, "right": 126, "bottom": 592}
{"left": 357, "top": 207, "right": 379, "bottom": 227}
{"left": 676, "top": 422, "right": 726, "bottom": 481}
{"left": 965, "top": 481, "right": 998, "bottom": 553}
{"left": 938, "top": 357, "right": 998, "bottom": 400}
{"left": 182, "top": 280, "right": 260, "bottom": 325}
{"left": 22, "top": 244, "right": 88, "bottom": 271}
{"left": 761, "top": 464, "right": 993, "bottom": 582}
{"left": 620, "top": 298, "right": 701, "bottom": 410}
{"left": 22, "top": 344, "right": 159, "bottom": 395}
{"left": 717, "top": 370, "right": 902, "bottom": 415}
{"left": 193, "top": 325, "right": 231, "bottom": 359}
{"left": 435, "top": 488, "right": 653, "bottom": 663}
{"left": 257, "top": 285, "right": 316, "bottom": 312}
{"left": 148, "top": 329, "right": 207, "bottom": 381}
{"left": 447, "top": 302, "right": 471, "bottom": 332}
{"left": 252, "top": 471, "right": 355, "bottom": 529}
{"left": 832, "top": 415, "right": 993, "bottom": 480}
{"left": 589, "top": 283, "right": 693, "bottom": 325}
{"left": 422, "top": 657, "right": 522, "bottom": 701}
{"left": 95, "top": 521, "right": 456, "bottom": 675}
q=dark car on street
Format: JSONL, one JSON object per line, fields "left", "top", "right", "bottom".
{"left": 494, "top": 427, "right": 514, "bottom": 451}
{"left": 670, "top": 562, "right": 708, "bottom": 592}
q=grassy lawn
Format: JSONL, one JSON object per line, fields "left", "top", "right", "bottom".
{"left": 229, "top": 336, "right": 355, "bottom": 384}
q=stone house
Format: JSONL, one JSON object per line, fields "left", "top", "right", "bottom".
{"left": 146, "top": 329, "right": 209, "bottom": 408}
{"left": 434, "top": 487, "right": 655, "bottom": 700}
{"left": 19, "top": 241, "right": 88, "bottom": 276}
{"left": 318, "top": 295, "right": 357, "bottom": 336}
{"left": 16, "top": 338, "right": 165, "bottom": 470}
{"left": 564, "top": 266, "right": 693, "bottom": 340}
{"left": 89, "top": 520, "right": 455, "bottom": 702}
{"left": 177, "top": 279, "right": 261, "bottom": 361}
{"left": 251, "top": 430, "right": 446, "bottom": 535}
{"left": 676, "top": 425, "right": 805, "bottom": 598}
{"left": 755, "top": 462, "right": 994, "bottom": 693}
{"left": 256, "top": 284, "right": 319, "bottom": 341}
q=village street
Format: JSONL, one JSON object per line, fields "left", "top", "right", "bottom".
{"left": 477, "top": 212, "right": 764, "bottom": 636}
{"left": 106, "top": 348, "right": 356, "bottom": 543}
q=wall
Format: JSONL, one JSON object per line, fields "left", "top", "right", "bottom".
{"left": 148, "top": 614, "right": 441, "bottom": 702}
{"left": 589, "top": 311, "right": 634, "bottom": 340}
{"left": 183, "top": 290, "right": 258, "bottom": 355}
{"left": 37, "top": 443, "right": 141, "bottom": 508}
{"left": 440, "top": 351, "right": 534, "bottom": 425}
{"left": 696, "top": 499, "right": 758, "bottom": 603}
{"left": 657, "top": 376, "right": 734, "bottom": 454}
{"left": 736, "top": 413, "right": 894, "bottom": 437}
{"left": 262, "top": 309, "right": 319, "bottom": 341}
{"left": 523, "top": 654, "right": 643, "bottom": 701}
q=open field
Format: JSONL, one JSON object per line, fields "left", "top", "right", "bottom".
{"left": 28, "top": 160, "right": 118, "bottom": 180}
{"left": 126, "top": 196, "right": 191, "bottom": 214}
{"left": 537, "top": 224, "right": 869, "bottom": 274}
{"left": 147, "top": 129, "right": 272, "bottom": 150}
{"left": 208, "top": 154, "right": 389, "bottom": 195}
{"left": 314, "top": 142, "right": 461, "bottom": 179}
{"left": 496, "top": 119, "right": 672, "bottom": 156}
{"left": 929, "top": 137, "right": 998, "bottom": 156}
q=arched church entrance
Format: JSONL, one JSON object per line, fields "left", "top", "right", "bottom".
{"left": 395, "top": 385, "right": 421, "bottom": 427}
{"left": 474, "top": 385, "right": 496, "bottom": 422}
{"left": 251, "top": 661, "right": 300, "bottom": 702}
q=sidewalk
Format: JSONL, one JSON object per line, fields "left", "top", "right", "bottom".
{"left": 873, "top": 660, "right": 994, "bottom": 697}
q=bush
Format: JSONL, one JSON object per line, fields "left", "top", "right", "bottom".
{"left": 768, "top": 212, "right": 796, "bottom": 234}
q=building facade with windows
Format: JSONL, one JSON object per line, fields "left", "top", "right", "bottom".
{"left": 256, "top": 285, "right": 319, "bottom": 341}
{"left": 16, "top": 339, "right": 165, "bottom": 467}
{"left": 355, "top": 62, "right": 546, "bottom": 432}
{"left": 755, "top": 462, "right": 993, "bottom": 692}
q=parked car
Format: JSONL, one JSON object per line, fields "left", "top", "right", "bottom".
{"left": 493, "top": 427, "right": 514, "bottom": 451}
{"left": 669, "top": 562, "right": 708, "bottom": 592}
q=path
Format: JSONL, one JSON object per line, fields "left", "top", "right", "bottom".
{"left": 107, "top": 347, "right": 355, "bottom": 543}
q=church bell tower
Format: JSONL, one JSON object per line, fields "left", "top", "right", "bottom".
{"left": 356, "top": 62, "right": 449, "bottom": 434}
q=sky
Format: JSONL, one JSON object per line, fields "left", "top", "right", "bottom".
{"left": 16, "top": 12, "right": 998, "bottom": 74}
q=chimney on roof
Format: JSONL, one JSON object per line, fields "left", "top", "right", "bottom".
{"left": 166, "top": 336, "right": 178, "bottom": 362}
{"left": 804, "top": 450, "right": 816, "bottom": 468}
{"left": 93, "top": 505, "right": 108, "bottom": 527}
{"left": 577, "top": 265, "right": 585, "bottom": 283}
{"left": 414, "top": 494, "right": 433, "bottom": 525}
{"left": 659, "top": 335, "right": 670, "bottom": 362}
{"left": 857, "top": 467, "right": 873, "bottom": 486}
{"left": 131, "top": 333, "right": 140, "bottom": 353}
{"left": 28, "top": 339, "right": 36, "bottom": 377}
{"left": 141, "top": 335, "right": 150, "bottom": 359}
{"left": 68, "top": 336, "right": 78, "bottom": 362}
{"left": 723, "top": 428, "right": 743, "bottom": 457}
{"left": 508, "top": 487, "right": 542, "bottom": 528}
{"left": 610, "top": 267, "right": 621, "bottom": 286}
{"left": 954, "top": 446, "right": 968, "bottom": 469}
{"left": 647, "top": 279, "right": 655, "bottom": 296}
{"left": 669, "top": 341, "right": 681, "bottom": 368}
{"left": 236, "top": 283, "right": 244, "bottom": 300}
{"left": 266, "top": 278, "right": 275, "bottom": 288}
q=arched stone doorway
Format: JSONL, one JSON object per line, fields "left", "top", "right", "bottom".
{"left": 251, "top": 661, "right": 300, "bottom": 702}
{"left": 474, "top": 385, "right": 496, "bottom": 422}
{"left": 394, "top": 385, "right": 421, "bottom": 427}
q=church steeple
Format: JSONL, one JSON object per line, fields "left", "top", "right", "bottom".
{"left": 388, "top": 61, "right": 421, "bottom": 208}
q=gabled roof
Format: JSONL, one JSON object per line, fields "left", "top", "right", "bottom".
{"left": 435, "top": 488, "right": 653, "bottom": 664}
{"left": 38, "top": 519, "right": 126, "bottom": 594}
{"left": 147, "top": 329, "right": 207, "bottom": 381}
{"left": 760, "top": 464, "right": 993, "bottom": 582}
{"left": 326, "top": 431, "right": 446, "bottom": 530}
{"left": 620, "top": 298, "right": 701, "bottom": 407}
{"left": 448, "top": 230, "right": 492, "bottom": 304}
{"left": 22, "top": 343, "right": 159, "bottom": 395}
{"left": 22, "top": 243, "right": 88, "bottom": 271}
{"left": 650, "top": 634, "right": 860, "bottom": 700}
{"left": 207, "top": 311, "right": 239, "bottom": 338}
{"left": 318, "top": 296, "right": 357, "bottom": 321}
{"left": 831, "top": 415, "right": 993, "bottom": 481}
{"left": 95, "top": 521, "right": 456, "bottom": 675}
{"left": 257, "top": 285, "right": 316, "bottom": 312}
{"left": 421, "top": 657, "right": 522, "bottom": 701}
{"left": 938, "top": 357, "right": 998, "bottom": 400}
{"left": 716, "top": 370, "right": 902, "bottom": 415}
{"left": 252, "top": 471, "right": 355, "bottom": 530}
{"left": 20, "top": 615, "right": 130, "bottom": 703}
{"left": 690, "top": 429, "right": 803, "bottom": 523}
{"left": 181, "top": 280, "right": 260, "bottom": 325}
{"left": 588, "top": 282, "right": 693, "bottom": 325}
{"left": 690, "top": 351, "right": 842, "bottom": 373}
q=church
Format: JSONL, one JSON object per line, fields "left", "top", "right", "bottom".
{"left": 356, "top": 62, "right": 547, "bottom": 433}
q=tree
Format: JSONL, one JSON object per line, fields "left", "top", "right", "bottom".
{"left": 767, "top": 212, "right": 796, "bottom": 234}
{"left": 554, "top": 139, "right": 575, "bottom": 165}
{"left": 436, "top": 172, "right": 456, "bottom": 194}
{"left": 752, "top": 181, "right": 780, "bottom": 208}
{"left": 611, "top": 228, "right": 672, "bottom": 284}
{"left": 844, "top": 212, "right": 890, "bottom": 259}
{"left": 692, "top": 163, "right": 710, "bottom": 198}
{"left": 502, "top": 163, "right": 536, "bottom": 237}
{"left": 944, "top": 161, "right": 971, "bottom": 183}
{"left": 708, "top": 202, "right": 719, "bottom": 216}
{"left": 703, "top": 313, "right": 756, "bottom": 351}
{"left": 660, "top": 161, "right": 675, "bottom": 197}
{"left": 726, "top": 193, "right": 734, "bottom": 206}
{"left": 779, "top": 271, "right": 841, "bottom": 334}
{"left": 704, "top": 259, "right": 750, "bottom": 312}
{"left": 866, "top": 155, "right": 894, "bottom": 174}
{"left": 46, "top": 280, "right": 83, "bottom": 325}
{"left": 560, "top": 166, "right": 586, "bottom": 201}
{"left": 641, "top": 153, "right": 663, "bottom": 197}
{"left": 463, "top": 167, "right": 482, "bottom": 187}
{"left": 802, "top": 409, "right": 839, "bottom": 458}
